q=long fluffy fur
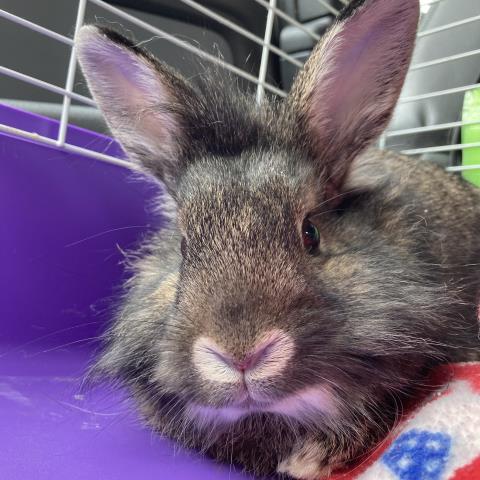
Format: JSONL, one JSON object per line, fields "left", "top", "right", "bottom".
{"left": 78, "top": 0, "right": 480, "bottom": 477}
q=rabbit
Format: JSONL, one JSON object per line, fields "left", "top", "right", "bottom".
{"left": 76, "top": 0, "right": 480, "bottom": 478}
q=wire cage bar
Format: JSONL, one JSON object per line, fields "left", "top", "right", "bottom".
{"left": 57, "top": 0, "right": 87, "bottom": 147}
{"left": 256, "top": 0, "right": 277, "bottom": 104}
{"left": 0, "top": 0, "right": 479, "bottom": 172}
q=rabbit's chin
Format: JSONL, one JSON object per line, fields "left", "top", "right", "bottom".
{"left": 186, "top": 384, "right": 338, "bottom": 427}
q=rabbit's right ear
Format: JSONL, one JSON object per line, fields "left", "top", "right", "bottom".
{"left": 77, "top": 26, "right": 197, "bottom": 190}
{"left": 288, "top": 0, "right": 419, "bottom": 192}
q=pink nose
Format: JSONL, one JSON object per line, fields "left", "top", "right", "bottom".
{"left": 231, "top": 347, "right": 268, "bottom": 373}
{"left": 203, "top": 342, "right": 267, "bottom": 374}
{"left": 192, "top": 330, "right": 295, "bottom": 384}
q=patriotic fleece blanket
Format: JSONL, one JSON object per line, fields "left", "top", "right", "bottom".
{"left": 331, "top": 363, "right": 480, "bottom": 480}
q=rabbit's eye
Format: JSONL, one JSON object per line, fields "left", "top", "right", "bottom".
{"left": 180, "top": 237, "right": 187, "bottom": 256}
{"left": 302, "top": 220, "right": 320, "bottom": 254}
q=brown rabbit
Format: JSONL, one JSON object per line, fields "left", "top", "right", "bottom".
{"left": 77, "top": 0, "right": 480, "bottom": 478}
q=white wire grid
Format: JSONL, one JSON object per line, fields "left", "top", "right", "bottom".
{"left": 0, "top": 0, "right": 479, "bottom": 172}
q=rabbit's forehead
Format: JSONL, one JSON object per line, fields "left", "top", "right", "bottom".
{"left": 179, "top": 180, "right": 300, "bottom": 237}
{"left": 177, "top": 152, "right": 319, "bottom": 230}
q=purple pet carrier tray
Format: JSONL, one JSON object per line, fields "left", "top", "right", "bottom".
{"left": 0, "top": 104, "right": 254, "bottom": 479}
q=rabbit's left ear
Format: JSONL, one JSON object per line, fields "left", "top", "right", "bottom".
{"left": 288, "top": 0, "right": 419, "bottom": 189}
{"left": 77, "top": 26, "right": 197, "bottom": 189}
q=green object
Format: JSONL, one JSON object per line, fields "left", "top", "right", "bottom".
{"left": 461, "top": 88, "right": 480, "bottom": 187}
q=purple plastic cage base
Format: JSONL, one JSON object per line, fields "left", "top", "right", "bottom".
{"left": 0, "top": 103, "right": 255, "bottom": 480}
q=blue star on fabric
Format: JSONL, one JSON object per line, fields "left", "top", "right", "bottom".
{"left": 382, "top": 429, "right": 451, "bottom": 480}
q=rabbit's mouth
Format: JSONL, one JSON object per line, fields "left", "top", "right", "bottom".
{"left": 186, "top": 384, "right": 337, "bottom": 426}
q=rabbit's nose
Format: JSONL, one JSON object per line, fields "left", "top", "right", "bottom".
{"left": 192, "top": 330, "right": 295, "bottom": 384}
{"left": 231, "top": 343, "right": 271, "bottom": 373}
